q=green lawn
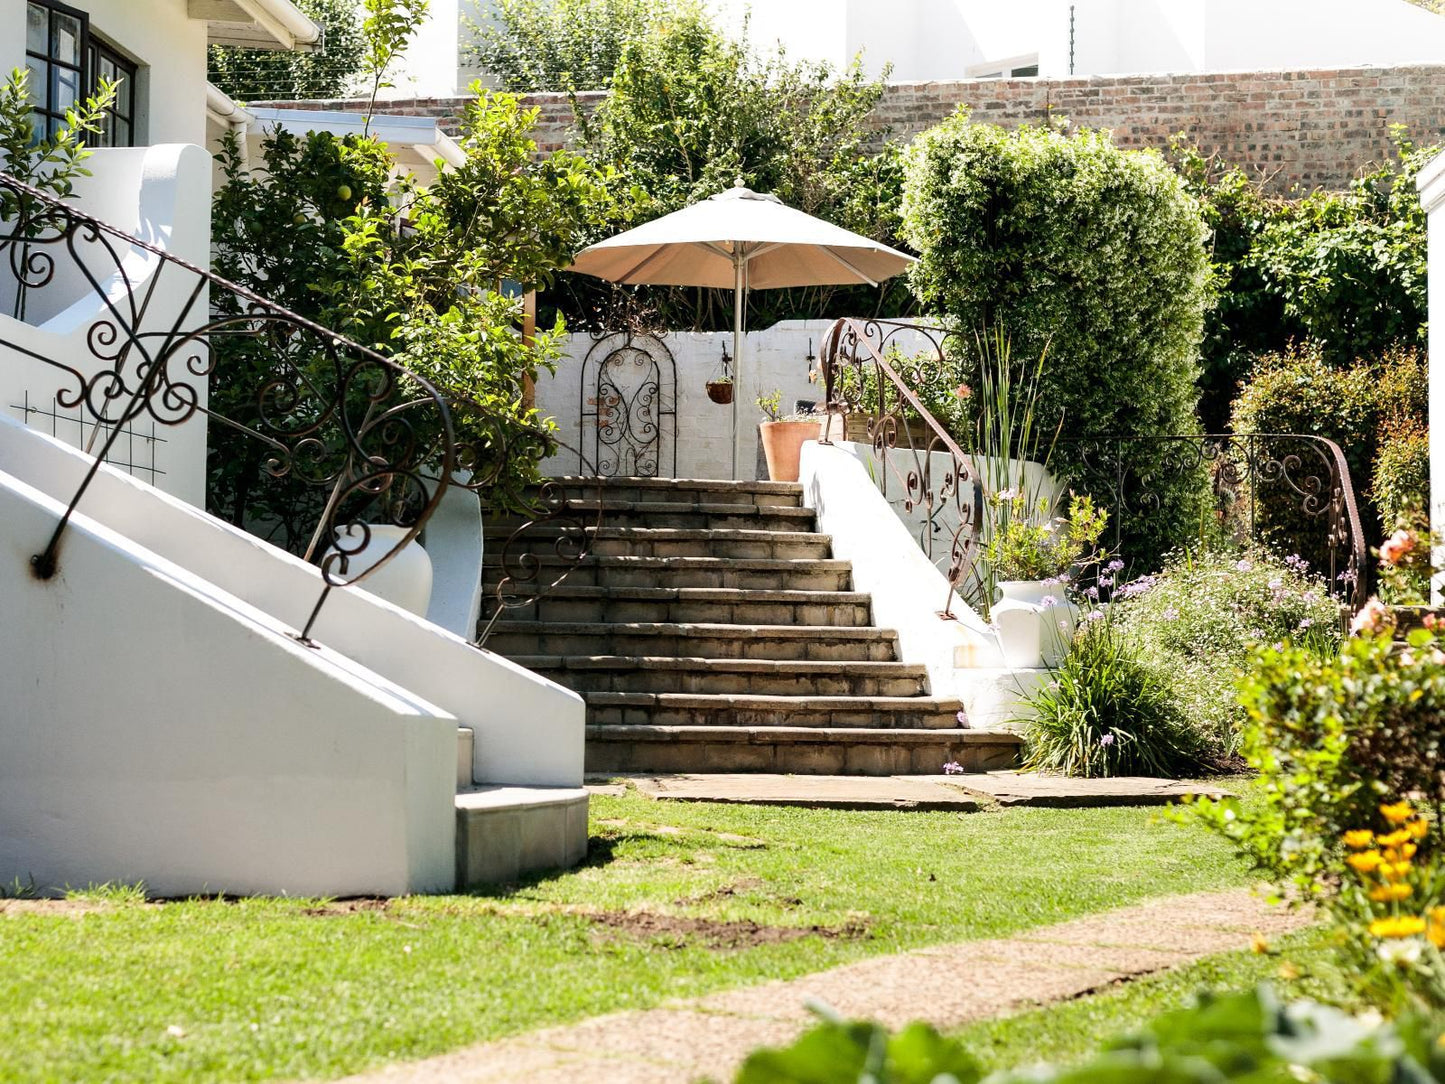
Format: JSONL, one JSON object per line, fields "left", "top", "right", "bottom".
{"left": 952, "top": 926, "right": 1352, "bottom": 1071}
{"left": 1, "top": 792, "right": 1257, "bottom": 1082}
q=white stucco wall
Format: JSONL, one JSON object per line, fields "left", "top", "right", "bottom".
{"left": 0, "top": 0, "right": 209, "bottom": 147}
{"left": 0, "top": 413, "right": 587, "bottom": 788}
{"left": 0, "top": 143, "right": 213, "bottom": 507}
{"left": 1418, "top": 150, "right": 1445, "bottom": 604}
{"left": 0, "top": 463, "right": 459, "bottom": 897}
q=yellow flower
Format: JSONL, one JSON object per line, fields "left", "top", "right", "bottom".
{"left": 1347, "top": 850, "right": 1383, "bottom": 873}
{"left": 1378, "top": 829, "right": 1413, "bottom": 848}
{"left": 1409, "top": 819, "right": 1430, "bottom": 841}
{"left": 1343, "top": 830, "right": 1375, "bottom": 849}
{"left": 1384, "top": 861, "right": 1415, "bottom": 881}
{"left": 1381, "top": 802, "right": 1415, "bottom": 826}
{"left": 1251, "top": 933, "right": 1270, "bottom": 955}
{"left": 1371, "top": 915, "right": 1427, "bottom": 938}
{"left": 1430, "top": 909, "right": 1445, "bottom": 949}
{"left": 1370, "top": 883, "right": 1414, "bottom": 902}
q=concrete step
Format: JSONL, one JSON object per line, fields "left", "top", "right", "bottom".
{"left": 454, "top": 785, "right": 590, "bottom": 886}
{"left": 494, "top": 586, "right": 872, "bottom": 627}
{"left": 457, "top": 726, "right": 474, "bottom": 789}
{"left": 586, "top": 692, "right": 967, "bottom": 729}
{"left": 492, "top": 498, "right": 818, "bottom": 533}
{"left": 482, "top": 525, "right": 832, "bottom": 562}
{"left": 585, "top": 726, "right": 1024, "bottom": 776}
{"left": 484, "top": 621, "right": 900, "bottom": 662}
{"left": 482, "top": 554, "right": 853, "bottom": 591}
{"left": 512, "top": 656, "right": 931, "bottom": 697}
{"left": 536, "top": 476, "right": 803, "bottom": 508}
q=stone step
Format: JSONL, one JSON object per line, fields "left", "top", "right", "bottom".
{"left": 491, "top": 498, "right": 818, "bottom": 533}
{"left": 494, "top": 586, "right": 872, "bottom": 627}
{"left": 535, "top": 476, "right": 803, "bottom": 508}
{"left": 455, "top": 785, "right": 590, "bottom": 886}
{"left": 511, "top": 656, "right": 931, "bottom": 697}
{"left": 483, "top": 621, "right": 899, "bottom": 662}
{"left": 584, "top": 726, "right": 1024, "bottom": 776}
{"left": 482, "top": 525, "right": 831, "bottom": 562}
{"left": 482, "top": 554, "right": 853, "bottom": 591}
{"left": 586, "top": 692, "right": 966, "bottom": 729}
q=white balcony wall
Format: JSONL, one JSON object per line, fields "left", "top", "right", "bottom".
{"left": 0, "top": 143, "right": 212, "bottom": 507}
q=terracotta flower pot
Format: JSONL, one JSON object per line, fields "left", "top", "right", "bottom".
{"left": 706, "top": 380, "right": 734, "bottom": 404}
{"left": 759, "top": 419, "right": 823, "bottom": 482}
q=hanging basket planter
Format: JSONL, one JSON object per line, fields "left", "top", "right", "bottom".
{"left": 706, "top": 379, "right": 734, "bottom": 405}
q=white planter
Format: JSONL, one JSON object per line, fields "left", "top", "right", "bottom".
{"left": 992, "top": 580, "right": 1076, "bottom": 669}
{"left": 336, "top": 523, "right": 434, "bottom": 617}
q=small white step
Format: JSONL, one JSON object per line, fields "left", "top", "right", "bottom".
{"left": 455, "top": 786, "right": 590, "bottom": 886}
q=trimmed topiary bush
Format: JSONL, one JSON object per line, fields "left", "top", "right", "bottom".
{"left": 1374, "top": 422, "right": 1431, "bottom": 534}
{"left": 900, "top": 113, "right": 1212, "bottom": 563}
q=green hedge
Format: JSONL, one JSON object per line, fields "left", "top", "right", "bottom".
{"left": 900, "top": 114, "right": 1212, "bottom": 561}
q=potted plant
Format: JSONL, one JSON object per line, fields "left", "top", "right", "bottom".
{"left": 706, "top": 376, "right": 734, "bottom": 404}
{"left": 757, "top": 390, "right": 822, "bottom": 482}
{"left": 985, "top": 493, "right": 1109, "bottom": 668}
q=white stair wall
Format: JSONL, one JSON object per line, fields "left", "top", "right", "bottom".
{"left": 0, "top": 467, "right": 458, "bottom": 897}
{"left": 0, "top": 414, "right": 586, "bottom": 788}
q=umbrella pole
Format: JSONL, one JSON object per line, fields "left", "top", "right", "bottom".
{"left": 731, "top": 253, "right": 745, "bottom": 481}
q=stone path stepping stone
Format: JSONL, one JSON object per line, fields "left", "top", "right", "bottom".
{"left": 338, "top": 888, "right": 1308, "bottom": 1084}
{"left": 592, "top": 771, "right": 1232, "bottom": 810}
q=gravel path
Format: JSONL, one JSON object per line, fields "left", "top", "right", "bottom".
{"left": 336, "top": 887, "right": 1309, "bottom": 1084}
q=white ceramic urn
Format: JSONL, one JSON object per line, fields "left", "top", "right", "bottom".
{"left": 335, "top": 523, "right": 434, "bottom": 617}
{"left": 993, "top": 580, "right": 1079, "bottom": 669}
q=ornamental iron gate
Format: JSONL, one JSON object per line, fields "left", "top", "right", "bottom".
{"left": 578, "top": 331, "right": 677, "bottom": 478}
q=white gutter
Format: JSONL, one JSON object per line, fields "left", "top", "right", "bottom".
{"left": 238, "top": 0, "right": 322, "bottom": 49}
{"left": 206, "top": 82, "right": 255, "bottom": 169}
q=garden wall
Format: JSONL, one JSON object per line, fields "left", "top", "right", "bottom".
{"left": 264, "top": 64, "right": 1445, "bottom": 192}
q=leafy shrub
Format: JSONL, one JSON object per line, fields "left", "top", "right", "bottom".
{"left": 1022, "top": 621, "right": 1208, "bottom": 778}
{"left": 1374, "top": 423, "right": 1431, "bottom": 534}
{"left": 208, "top": 0, "right": 365, "bottom": 101}
{"left": 900, "top": 114, "right": 1212, "bottom": 561}
{"left": 1194, "top": 624, "right": 1445, "bottom": 897}
{"left": 1114, "top": 548, "right": 1342, "bottom": 752}
{"left": 552, "top": 10, "right": 910, "bottom": 332}
{"left": 985, "top": 494, "right": 1107, "bottom": 582}
{"left": 733, "top": 990, "right": 1445, "bottom": 1083}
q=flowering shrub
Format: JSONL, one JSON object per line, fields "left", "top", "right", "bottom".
{"left": 1022, "top": 620, "right": 1208, "bottom": 779}
{"left": 1114, "top": 548, "right": 1341, "bottom": 752}
{"left": 1194, "top": 621, "right": 1445, "bottom": 896}
{"left": 1376, "top": 511, "right": 1433, "bottom": 606}
{"left": 983, "top": 494, "right": 1108, "bottom": 582}
{"left": 1330, "top": 801, "right": 1445, "bottom": 1014}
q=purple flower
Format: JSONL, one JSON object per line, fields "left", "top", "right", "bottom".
{"left": 1098, "top": 575, "right": 1114, "bottom": 589}
{"left": 1107, "top": 559, "right": 1125, "bottom": 572}
{"left": 1284, "top": 554, "right": 1310, "bottom": 572}
{"left": 1086, "top": 609, "right": 1105, "bottom": 622}
{"left": 1041, "top": 594, "right": 1059, "bottom": 607}
{"left": 1100, "top": 732, "right": 1116, "bottom": 746}
{"left": 942, "top": 760, "right": 964, "bottom": 775}
{"left": 1267, "top": 578, "right": 1283, "bottom": 591}
{"left": 1298, "top": 617, "right": 1314, "bottom": 630}
{"left": 1161, "top": 607, "right": 1179, "bottom": 621}
{"left": 1236, "top": 559, "right": 1253, "bottom": 573}
{"left": 955, "top": 709, "right": 969, "bottom": 726}
{"left": 1085, "top": 586, "right": 1100, "bottom": 599}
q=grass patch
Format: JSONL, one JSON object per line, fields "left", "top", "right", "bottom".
{"left": 0, "top": 791, "right": 1254, "bottom": 1082}
{"left": 952, "top": 925, "right": 1350, "bottom": 1071}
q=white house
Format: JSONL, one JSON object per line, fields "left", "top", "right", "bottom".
{"left": 0, "top": 0, "right": 589, "bottom": 898}
{"left": 392, "top": 0, "right": 1445, "bottom": 97}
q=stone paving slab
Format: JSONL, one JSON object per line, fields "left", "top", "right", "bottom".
{"left": 337, "top": 888, "right": 1308, "bottom": 1084}
{"left": 591, "top": 772, "right": 1232, "bottom": 811}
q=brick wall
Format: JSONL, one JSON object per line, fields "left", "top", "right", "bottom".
{"left": 258, "top": 64, "right": 1445, "bottom": 191}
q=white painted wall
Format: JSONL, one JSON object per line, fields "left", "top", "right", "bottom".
{"left": 0, "top": 143, "right": 213, "bottom": 507}
{"left": 0, "top": 462, "right": 458, "bottom": 898}
{"left": 0, "top": 413, "right": 587, "bottom": 788}
{"left": 1417, "top": 149, "right": 1445, "bottom": 604}
{"left": 0, "top": 0, "right": 209, "bottom": 147}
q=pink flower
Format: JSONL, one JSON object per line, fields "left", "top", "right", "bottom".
{"left": 1350, "top": 597, "right": 1392, "bottom": 637}
{"left": 953, "top": 384, "right": 972, "bottom": 400}
{"left": 1380, "top": 529, "right": 1418, "bottom": 566}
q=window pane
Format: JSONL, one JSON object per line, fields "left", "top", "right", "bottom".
{"left": 99, "top": 57, "right": 115, "bottom": 83}
{"left": 52, "top": 13, "right": 81, "bottom": 65}
{"left": 27, "top": 4, "right": 47, "bottom": 54}
{"left": 114, "top": 116, "right": 130, "bottom": 148}
{"left": 24, "top": 57, "right": 44, "bottom": 101}
{"left": 1012, "top": 64, "right": 1040, "bottom": 77}
{"left": 52, "top": 66, "right": 78, "bottom": 114}
{"left": 28, "top": 109, "right": 45, "bottom": 146}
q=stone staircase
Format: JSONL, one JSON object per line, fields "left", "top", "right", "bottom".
{"left": 481, "top": 477, "right": 1023, "bottom": 776}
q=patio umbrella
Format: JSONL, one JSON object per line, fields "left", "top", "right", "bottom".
{"left": 567, "top": 184, "right": 916, "bottom": 479}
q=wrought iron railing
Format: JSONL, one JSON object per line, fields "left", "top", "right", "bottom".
{"left": 818, "top": 317, "right": 983, "bottom": 617}
{"left": 0, "top": 170, "right": 597, "bottom": 645}
{"left": 818, "top": 317, "right": 1370, "bottom": 615}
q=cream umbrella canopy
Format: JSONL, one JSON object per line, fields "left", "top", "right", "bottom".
{"left": 567, "top": 184, "right": 916, "bottom": 479}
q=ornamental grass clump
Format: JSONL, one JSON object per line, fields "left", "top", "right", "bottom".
{"left": 1022, "top": 620, "right": 1208, "bottom": 779}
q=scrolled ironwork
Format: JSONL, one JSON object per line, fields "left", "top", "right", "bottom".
{"left": 819, "top": 317, "right": 983, "bottom": 616}
{"left": 0, "top": 169, "right": 461, "bottom": 644}
{"left": 578, "top": 330, "right": 677, "bottom": 478}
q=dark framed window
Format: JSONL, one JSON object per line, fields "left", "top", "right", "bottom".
{"left": 86, "top": 37, "right": 137, "bottom": 147}
{"left": 26, "top": 1, "right": 137, "bottom": 147}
